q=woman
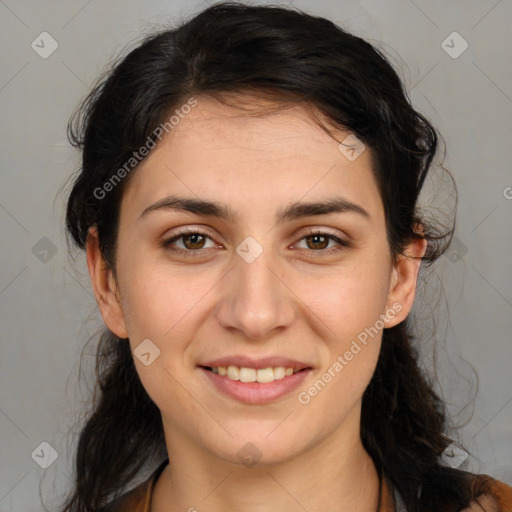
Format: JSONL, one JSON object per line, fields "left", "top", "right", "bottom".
{"left": 59, "top": 2, "right": 512, "bottom": 511}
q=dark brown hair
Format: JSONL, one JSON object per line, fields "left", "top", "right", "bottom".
{"left": 59, "top": 3, "right": 491, "bottom": 511}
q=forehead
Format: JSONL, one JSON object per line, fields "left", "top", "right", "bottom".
{"left": 119, "top": 94, "right": 384, "bottom": 226}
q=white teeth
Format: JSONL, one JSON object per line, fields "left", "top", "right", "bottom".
{"left": 226, "top": 365, "right": 240, "bottom": 380}
{"left": 239, "top": 367, "right": 256, "bottom": 382}
{"left": 211, "top": 365, "right": 301, "bottom": 382}
{"left": 256, "top": 367, "right": 275, "bottom": 383}
{"left": 273, "top": 367, "right": 285, "bottom": 380}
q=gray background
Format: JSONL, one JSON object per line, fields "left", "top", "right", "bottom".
{"left": 0, "top": 0, "right": 511, "bottom": 510}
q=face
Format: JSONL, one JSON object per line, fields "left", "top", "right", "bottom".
{"left": 87, "top": 94, "right": 424, "bottom": 467}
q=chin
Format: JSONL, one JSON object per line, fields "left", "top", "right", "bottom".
{"left": 202, "top": 427, "right": 314, "bottom": 469}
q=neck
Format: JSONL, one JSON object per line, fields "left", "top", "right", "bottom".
{"left": 152, "top": 409, "right": 381, "bottom": 512}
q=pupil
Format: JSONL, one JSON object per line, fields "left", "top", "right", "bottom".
{"left": 309, "top": 235, "right": 327, "bottom": 250}
{"left": 186, "top": 234, "right": 204, "bottom": 249}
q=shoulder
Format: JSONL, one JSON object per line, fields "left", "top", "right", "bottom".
{"left": 103, "top": 481, "right": 150, "bottom": 512}
{"left": 461, "top": 473, "right": 512, "bottom": 512}
{"left": 385, "top": 470, "right": 512, "bottom": 512}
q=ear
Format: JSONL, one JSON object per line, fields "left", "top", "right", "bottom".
{"left": 384, "top": 235, "right": 427, "bottom": 328}
{"left": 86, "top": 226, "right": 129, "bottom": 339}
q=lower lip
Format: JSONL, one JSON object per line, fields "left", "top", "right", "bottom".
{"left": 199, "top": 367, "right": 312, "bottom": 405}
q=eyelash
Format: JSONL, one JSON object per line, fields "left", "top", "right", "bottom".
{"left": 160, "top": 228, "right": 351, "bottom": 258}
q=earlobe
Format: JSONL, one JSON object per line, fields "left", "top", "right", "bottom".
{"left": 86, "top": 226, "right": 129, "bottom": 339}
{"left": 384, "top": 236, "right": 427, "bottom": 328}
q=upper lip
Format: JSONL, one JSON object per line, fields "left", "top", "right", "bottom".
{"left": 200, "top": 355, "right": 311, "bottom": 370}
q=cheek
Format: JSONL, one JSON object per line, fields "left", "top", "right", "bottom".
{"left": 296, "top": 275, "right": 386, "bottom": 419}
{"left": 301, "top": 335, "right": 381, "bottom": 439}
{"left": 118, "top": 258, "right": 218, "bottom": 348}
{"left": 298, "top": 263, "right": 391, "bottom": 344}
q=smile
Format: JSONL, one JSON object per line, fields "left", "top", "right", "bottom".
{"left": 205, "top": 365, "right": 302, "bottom": 383}
{"left": 199, "top": 364, "right": 312, "bottom": 404}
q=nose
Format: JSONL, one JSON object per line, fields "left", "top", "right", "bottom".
{"left": 215, "top": 244, "right": 296, "bottom": 341}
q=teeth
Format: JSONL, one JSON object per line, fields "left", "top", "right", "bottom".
{"left": 226, "top": 365, "right": 240, "bottom": 380}
{"left": 273, "top": 366, "right": 286, "bottom": 380}
{"left": 239, "top": 367, "right": 256, "bottom": 382}
{"left": 256, "top": 367, "right": 274, "bottom": 383}
{"left": 211, "top": 365, "right": 301, "bottom": 382}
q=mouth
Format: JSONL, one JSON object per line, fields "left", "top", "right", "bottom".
{"left": 198, "top": 361, "right": 313, "bottom": 404}
{"left": 200, "top": 364, "right": 309, "bottom": 383}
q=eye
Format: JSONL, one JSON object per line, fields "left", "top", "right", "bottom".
{"left": 160, "top": 228, "right": 351, "bottom": 258}
{"left": 294, "top": 229, "right": 350, "bottom": 256}
{"left": 161, "top": 229, "right": 219, "bottom": 257}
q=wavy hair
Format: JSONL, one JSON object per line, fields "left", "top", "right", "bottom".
{"left": 59, "top": 3, "right": 491, "bottom": 511}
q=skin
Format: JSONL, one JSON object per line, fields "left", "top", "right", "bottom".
{"left": 86, "top": 94, "right": 426, "bottom": 512}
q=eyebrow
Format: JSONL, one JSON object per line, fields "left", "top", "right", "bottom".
{"left": 139, "top": 195, "right": 372, "bottom": 225}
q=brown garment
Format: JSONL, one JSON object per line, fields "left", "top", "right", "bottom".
{"left": 107, "top": 458, "right": 512, "bottom": 512}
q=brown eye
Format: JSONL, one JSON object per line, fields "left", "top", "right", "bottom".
{"left": 161, "top": 229, "right": 217, "bottom": 256}
{"left": 304, "top": 233, "right": 331, "bottom": 250}
{"left": 295, "top": 230, "right": 349, "bottom": 255}
{"left": 181, "top": 233, "right": 207, "bottom": 250}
